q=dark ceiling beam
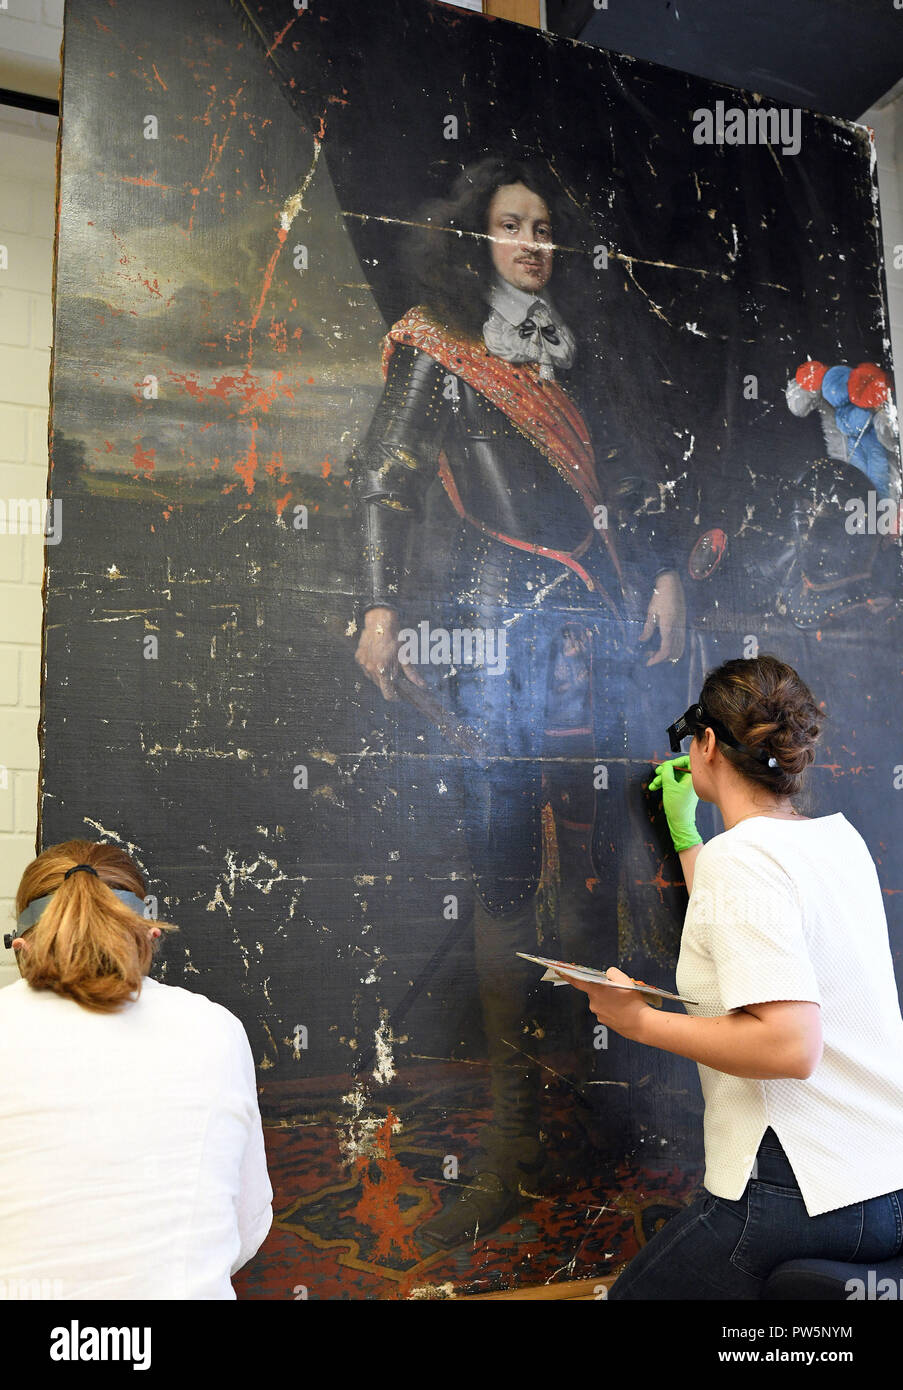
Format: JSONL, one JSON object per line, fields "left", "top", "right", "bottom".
{"left": 0, "top": 87, "right": 59, "bottom": 117}
{"left": 544, "top": 0, "right": 902, "bottom": 119}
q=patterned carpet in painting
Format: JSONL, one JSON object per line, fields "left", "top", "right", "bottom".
{"left": 233, "top": 1061, "right": 703, "bottom": 1300}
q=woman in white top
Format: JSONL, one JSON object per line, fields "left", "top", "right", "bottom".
{"left": 560, "top": 653, "right": 903, "bottom": 1299}
{"left": 0, "top": 839, "right": 273, "bottom": 1300}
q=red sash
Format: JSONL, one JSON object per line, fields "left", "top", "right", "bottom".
{"left": 382, "top": 306, "right": 630, "bottom": 610}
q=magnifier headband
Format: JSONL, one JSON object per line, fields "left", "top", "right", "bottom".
{"left": 667, "top": 701, "right": 779, "bottom": 769}
{"left": 4, "top": 884, "right": 150, "bottom": 950}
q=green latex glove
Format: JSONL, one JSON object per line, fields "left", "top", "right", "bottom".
{"left": 648, "top": 755, "right": 702, "bottom": 852}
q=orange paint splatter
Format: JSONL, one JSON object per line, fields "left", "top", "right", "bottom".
{"left": 350, "top": 1110, "right": 420, "bottom": 1263}
{"left": 131, "top": 441, "right": 155, "bottom": 476}
{"left": 634, "top": 860, "right": 684, "bottom": 902}
{"left": 151, "top": 63, "right": 167, "bottom": 90}
{"left": 265, "top": 450, "right": 289, "bottom": 485}
{"left": 267, "top": 319, "right": 288, "bottom": 353}
{"left": 247, "top": 228, "right": 289, "bottom": 365}
{"left": 234, "top": 418, "right": 260, "bottom": 495}
{"left": 265, "top": 13, "right": 301, "bottom": 61}
{"left": 110, "top": 231, "right": 173, "bottom": 303}
{"left": 187, "top": 84, "right": 246, "bottom": 234}
{"left": 167, "top": 365, "right": 292, "bottom": 415}
{"left": 120, "top": 174, "right": 177, "bottom": 192}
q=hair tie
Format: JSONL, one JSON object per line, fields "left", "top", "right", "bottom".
{"left": 64, "top": 864, "right": 99, "bottom": 879}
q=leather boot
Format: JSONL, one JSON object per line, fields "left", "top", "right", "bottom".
{"left": 422, "top": 895, "right": 544, "bottom": 1247}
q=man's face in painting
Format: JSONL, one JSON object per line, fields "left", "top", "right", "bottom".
{"left": 487, "top": 181, "right": 554, "bottom": 295}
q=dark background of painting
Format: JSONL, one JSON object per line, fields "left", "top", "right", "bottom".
{"left": 43, "top": 0, "right": 902, "bottom": 1295}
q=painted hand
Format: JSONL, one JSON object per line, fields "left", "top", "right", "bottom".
{"left": 354, "top": 607, "right": 425, "bottom": 702}
{"left": 640, "top": 569, "right": 686, "bottom": 666}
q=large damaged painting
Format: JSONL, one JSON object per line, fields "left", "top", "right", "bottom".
{"left": 44, "top": 0, "right": 902, "bottom": 1296}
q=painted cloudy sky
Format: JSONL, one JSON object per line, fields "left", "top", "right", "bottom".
{"left": 51, "top": 0, "right": 387, "bottom": 516}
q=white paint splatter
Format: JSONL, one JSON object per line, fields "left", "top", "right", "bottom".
{"left": 279, "top": 141, "right": 323, "bottom": 232}
{"left": 337, "top": 1086, "right": 401, "bottom": 1164}
{"left": 206, "top": 848, "right": 303, "bottom": 916}
{"left": 372, "top": 1011, "right": 396, "bottom": 1085}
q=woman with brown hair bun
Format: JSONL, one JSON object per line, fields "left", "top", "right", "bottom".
{"left": 0, "top": 840, "right": 272, "bottom": 1300}
{"left": 559, "top": 653, "right": 903, "bottom": 1299}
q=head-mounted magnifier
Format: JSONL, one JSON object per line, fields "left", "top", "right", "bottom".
{"left": 667, "top": 702, "right": 778, "bottom": 769}
{"left": 3, "top": 883, "right": 150, "bottom": 951}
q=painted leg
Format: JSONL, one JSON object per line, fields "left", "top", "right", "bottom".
{"left": 421, "top": 893, "right": 544, "bottom": 1248}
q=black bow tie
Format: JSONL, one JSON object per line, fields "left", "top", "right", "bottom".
{"left": 517, "top": 316, "right": 561, "bottom": 345}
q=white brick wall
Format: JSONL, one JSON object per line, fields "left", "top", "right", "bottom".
{"left": 0, "top": 0, "right": 64, "bottom": 96}
{"left": 0, "top": 106, "right": 56, "bottom": 987}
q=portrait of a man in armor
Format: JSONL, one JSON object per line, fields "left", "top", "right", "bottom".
{"left": 351, "top": 154, "right": 687, "bottom": 1245}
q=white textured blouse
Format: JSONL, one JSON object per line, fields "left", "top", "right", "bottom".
{"left": 675, "top": 812, "right": 903, "bottom": 1216}
{"left": 0, "top": 975, "right": 272, "bottom": 1298}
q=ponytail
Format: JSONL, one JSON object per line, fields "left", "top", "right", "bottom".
{"left": 13, "top": 840, "right": 178, "bottom": 1013}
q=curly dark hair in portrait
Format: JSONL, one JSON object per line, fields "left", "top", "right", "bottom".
{"left": 404, "top": 153, "right": 591, "bottom": 338}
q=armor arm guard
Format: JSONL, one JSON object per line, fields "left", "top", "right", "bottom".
{"left": 587, "top": 399, "right": 684, "bottom": 588}
{"left": 349, "top": 343, "right": 449, "bottom": 612}
{"left": 610, "top": 472, "right": 683, "bottom": 586}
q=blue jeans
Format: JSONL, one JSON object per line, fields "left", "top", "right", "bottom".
{"left": 606, "top": 1127, "right": 903, "bottom": 1300}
